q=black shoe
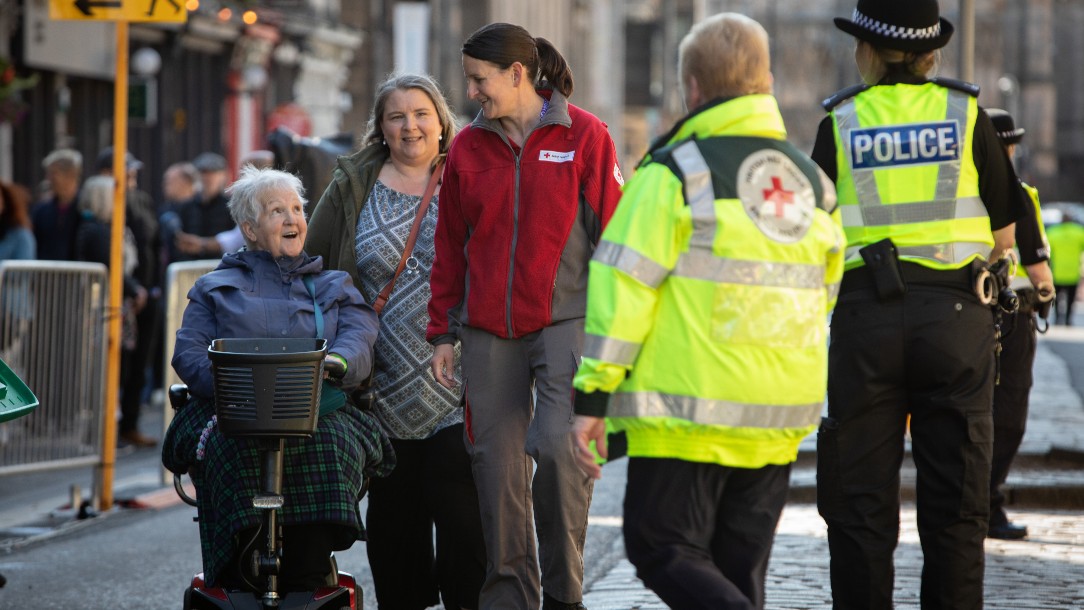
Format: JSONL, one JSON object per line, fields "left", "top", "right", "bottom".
{"left": 543, "top": 592, "right": 587, "bottom": 610}
{"left": 988, "top": 522, "right": 1028, "bottom": 540}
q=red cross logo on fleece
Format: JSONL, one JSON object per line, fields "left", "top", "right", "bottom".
{"left": 762, "top": 177, "right": 794, "bottom": 218}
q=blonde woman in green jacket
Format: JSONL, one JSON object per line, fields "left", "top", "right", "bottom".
{"left": 305, "top": 73, "right": 484, "bottom": 610}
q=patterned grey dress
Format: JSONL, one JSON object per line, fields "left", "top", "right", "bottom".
{"left": 355, "top": 180, "right": 462, "bottom": 440}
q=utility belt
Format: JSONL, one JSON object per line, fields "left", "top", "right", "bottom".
{"left": 841, "top": 238, "right": 1022, "bottom": 311}
{"left": 840, "top": 239, "right": 979, "bottom": 298}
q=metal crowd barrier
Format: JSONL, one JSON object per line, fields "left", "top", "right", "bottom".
{"left": 0, "top": 261, "right": 108, "bottom": 475}
{"left": 159, "top": 259, "right": 218, "bottom": 482}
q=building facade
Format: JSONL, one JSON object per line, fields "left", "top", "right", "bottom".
{"left": 0, "top": 0, "right": 1081, "bottom": 205}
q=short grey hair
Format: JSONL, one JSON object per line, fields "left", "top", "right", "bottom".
{"left": 225, "top": 165, "right": 307, "bottom": 231}
{"left": 42, "top": 149, "right": 83, "bottom": 174}
{"left": 78, "top": 175, "right": 115, "bottom": 222}
{"left": 679, "top": 13, "right": 772, "bottom": 100}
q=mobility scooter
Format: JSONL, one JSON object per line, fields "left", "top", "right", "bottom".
{"left": 171, "top": 337, "right": 362, "bottom": 610}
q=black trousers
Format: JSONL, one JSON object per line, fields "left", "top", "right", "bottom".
{"left": 365, "top": 423, "right": 485, "bottom": 610}
{"left": 1053, "top": 283, "right": 1079, "bottom": 325}
{"left": 119, "top": 297, "right": 157, "bottom": 434}
{"left": 990, "top": 310, "right": 1036, "bottom": 526}
{"left": 818, "top": 282, "right": 994, "bottom": 610}
{"left": 623, "top": 457, "right": 790, "bottom": 610}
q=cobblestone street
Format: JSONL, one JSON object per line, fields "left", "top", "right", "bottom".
{"left": 584, "top": 504, "right": 1084, "bottom": 610}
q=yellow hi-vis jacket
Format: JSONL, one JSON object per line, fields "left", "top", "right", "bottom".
{"left": 573, "top": 95, "right": 845, "bottom": 469}
{"left": 1010, "top": 182, "right": 1049, "bottom": 290}
{"left": 829, "top": 81, "right": 993, "bottom": 271}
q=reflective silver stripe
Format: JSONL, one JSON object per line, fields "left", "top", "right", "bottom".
{"left": 827, "top": 281, "right": 840, "bottom": 302}
{"left": 845, "top": 241, "right": 990, "bottom": 266}
{"left": 671, "top": 141, "right": 716, "bottom": 249}
{"left": 897, "top": 242, "right": 989, "bottom": 263}
{"left": 583, "top": 333, "right": 641, "bottom": 367}
{"left": 672, "top": 251, "right": 826, "bottom": 289}
{"left": 835, "top": 100, "right": 883, "bottom": 206}
{"left": 840, "top": 196, "right": 987, "bottom": 226}
{"left": 935, "top": 90, "right": 970, "bottom": 202}
{"left": 593, "top": 240, "right": 670, "bottom": 288}
{"left": 608, "top": 392, "right": 822, "bottom": 429}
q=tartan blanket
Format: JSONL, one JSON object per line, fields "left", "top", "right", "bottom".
{"left": 162, "top": 396, "right": 396, "bottom": 585}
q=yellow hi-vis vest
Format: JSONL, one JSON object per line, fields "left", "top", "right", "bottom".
{"left": 574, "top": 95, "right": 845, "bottom": 469}
{"left": 1011, "top": 182, "right": 1048, "bottom": 290}
{"left": 830, "top": 82, "right": 993, "bottom": 271}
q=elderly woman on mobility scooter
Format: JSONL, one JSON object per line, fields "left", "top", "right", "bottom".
{"left": 163, "top": 166, "right": 395, "bottom": 595}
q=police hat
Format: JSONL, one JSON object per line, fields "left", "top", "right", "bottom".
{"left": 96, "top": 147, "right": 143, "bottom": 173}
{"left": 835, "top": 0, "right": 954, "bottom": 53}
{"left": 986, "top": 108, "right": 1025, "bottom": 145}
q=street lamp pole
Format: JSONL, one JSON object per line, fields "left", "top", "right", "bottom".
{"left": 960, "top": 0, "right": 975, "bottom": 82}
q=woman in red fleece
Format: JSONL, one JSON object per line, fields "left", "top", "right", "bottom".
{"left": 427, "top": 22, "right": 624, "bottom": 610}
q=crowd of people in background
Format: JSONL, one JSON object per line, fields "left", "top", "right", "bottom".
{"left": 1, "top": 144, "right": 276, "bottom": 448}
{"left": 6, "top": 1, "right": 1084, "bottom": 608}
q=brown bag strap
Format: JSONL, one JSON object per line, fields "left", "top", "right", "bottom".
{"left": 372, "top": 160, "right": 444, "bottom": 314}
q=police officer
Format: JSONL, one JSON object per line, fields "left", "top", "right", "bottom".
{"left": 985, "top": 108, "right": 1054, "bottom": 540}
{"left": 811, "top": 1, "right": 1025, "bottom": 608}
{"left": 572, "top": 13, "right": 844, "bottom": 609}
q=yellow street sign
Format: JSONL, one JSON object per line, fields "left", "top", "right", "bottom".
{"left": 50, "top": 0, "right": 188, "bottom": 23}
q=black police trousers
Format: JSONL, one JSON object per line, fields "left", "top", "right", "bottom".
{"left": 818, "top": 280, "right": 995, "bottom": 610}
{"left": 990, "top": 309, "right": 1037, "bottom": 526}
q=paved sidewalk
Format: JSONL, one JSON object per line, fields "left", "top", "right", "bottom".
{"left": 583, "top": 328, "right": 1084, "bottom": 609}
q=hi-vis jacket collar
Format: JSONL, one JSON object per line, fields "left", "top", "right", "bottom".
{"left": 641, "top": 95, "right": 787, "bottom": 166}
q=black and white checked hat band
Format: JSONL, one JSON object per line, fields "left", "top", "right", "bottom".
{"left": 850, "top": 8, "right": 942, "bottom": 41}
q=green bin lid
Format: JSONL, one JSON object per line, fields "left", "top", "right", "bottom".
{"left": 0, "top": 358, "right": 39, "bottom": 423}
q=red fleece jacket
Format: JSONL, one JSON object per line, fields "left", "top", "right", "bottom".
{"left": 427, "top": 91, "right": 624, "bottom": 341}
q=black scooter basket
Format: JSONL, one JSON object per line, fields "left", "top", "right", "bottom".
{"left": 208, "top": 338, "right": 327, "bottom": 438}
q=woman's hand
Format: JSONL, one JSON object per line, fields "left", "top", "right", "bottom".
{"left": 431, "top": 343, "right": 457, "bottom": 388}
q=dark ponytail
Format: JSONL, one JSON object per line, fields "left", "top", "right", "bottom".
{"left": 534, "top": 36, "right": 573, "bottom": 98}
{"left": 463, "top": 22, "right": 574, "bottom": 98}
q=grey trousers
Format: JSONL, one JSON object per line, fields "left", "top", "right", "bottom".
{"left": 460, "top": 320, "right": 595, "bottom": 610}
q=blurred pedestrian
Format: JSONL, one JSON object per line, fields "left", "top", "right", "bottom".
{"left": 96, "top": 147, "right": 161, "bottom": 447}
{"left": 427, "top": 22, "right": 624, "bottom": 610}
{"left": 984, "top": 108, "right": 1054, "bottom": 541}
{"left": 811, "top": 1, "right": 1024, "bottom": 608}
{"left": 174, "top": 152, "right": 235, "bottom": 260}
{"left": 1045, "top": 212, "right": 1084, "bottom": 325}
{"left": 0, "top": 180, "right": 36, "bottom": 356}
{"left": 32, "top": 149, "right": 83, "bottom": 261}
{"left": 0, "top": 180, "right": 35, "bottom": 261}
{"left": 73, "top": 176, "right": 152, "bottom": 446}
{"left": 571, "top": 13, "right": 844, "bottom": 610}
{"left": 306, "top": 72, "right": 485, "bottom": 610}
